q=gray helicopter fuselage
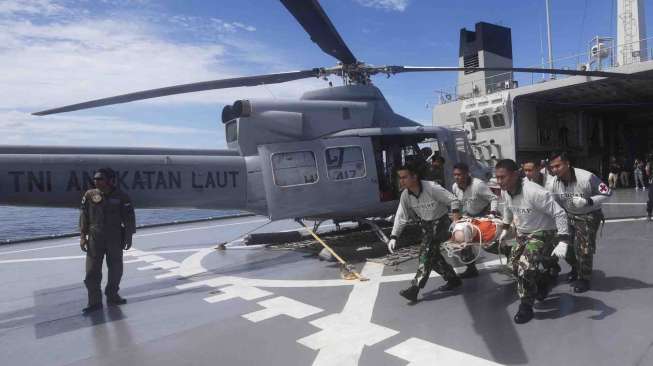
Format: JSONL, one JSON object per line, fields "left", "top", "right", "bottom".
{"left": 1, "top": 85, "right": 481, "bottom": 221}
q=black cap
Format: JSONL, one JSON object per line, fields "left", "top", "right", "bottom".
{"left": 94, "top": 168, "right": 115, "bottom": 180}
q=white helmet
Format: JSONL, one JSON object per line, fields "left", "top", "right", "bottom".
{"left": 451, "top": 221, "right": 474, "bottom": 243}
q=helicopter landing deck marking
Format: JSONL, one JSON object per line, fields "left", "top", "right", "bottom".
{"left": 386, "top": 337, "right": 503, "bottom": 365}
{"left": 298, "top": 262, "right": 398, "bottom": 366}
{"left": 2, "top": 215, "right": 653, "bottom": 366}
{"left": 242, "top": 296, "right": 323, "bottom": 323}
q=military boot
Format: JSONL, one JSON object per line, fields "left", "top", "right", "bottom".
{"left": 107, "top": 295, "right": 127, "bottom": 305}
{"left": 399, "top": 285, "right": 419, "bottom": 302}
{"left": 82, "top": 303, "right": 103, "bottom": 314}
{"left": 458, "top": 264, "right": 479, "bottom": 279}
{"left": 437, "top": 277, "right": 462, "bottom": 291}
{"left": 514, "top": 303, "right": 534, "bottom": 324}
{"left": 572, "top": 279, "right": 590, "bottom": 293}
{"left": 535, "top": 275, "right": 551, "bottom": 302}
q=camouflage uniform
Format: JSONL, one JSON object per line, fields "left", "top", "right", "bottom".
{"left": 566, "top": 211, "right": 603, "bottom": 281}
{"left": 412, "top": 216, "right": 458, "bottom": 288}
{"left": 391, "top": 180, "right": 461, "bottom": 292}
{"left": 501, "top": 180, "right": 569, "bottom": 306}
{"left": 510, "top": 230, "right": 557, "bottom": 305}
{"left": 80, "top": 188, "right": 135, "bottom": 305}
{"left": 547, "top": 167, "right": 611, "bottom": 282}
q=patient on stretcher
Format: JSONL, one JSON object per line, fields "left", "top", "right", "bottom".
{"left": 450, "top": 217, "right": 505, "bottom": 248}
{"left": 444, "top": 216, "right": 516, "bottom": 263}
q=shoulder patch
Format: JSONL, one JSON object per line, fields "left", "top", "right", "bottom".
{"left": 91, "top": 193, "right": 103, "bottom": 203}
{"left": 598, "top": 182, "right": 610, "bottom": 194}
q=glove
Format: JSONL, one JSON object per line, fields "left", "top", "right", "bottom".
{"left": 80, "top": 237, "right": 88, "bottom": 252}
{"left": 571, "top": 197, "right": 588, "bottom": 208}
{"left": 552, "top": 241, "right": 568, "bottom": 259}
{"left": 387, "top": 239, "right": 396, "bottom": 254}
{"left": 123, "top": 236, "right": 132, "bottom": 250}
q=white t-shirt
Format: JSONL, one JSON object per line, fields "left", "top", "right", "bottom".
{"left": 452, "top": 177, "right": 498, "bottom": 216}
{"left": 391, "top": 180, "right": 460, "bottom": 237}
{"left": 502, "top": 180, "right": 569, "bottom": 236}
{"left": 546, "top": 167, "right": 611, "bottom": 215}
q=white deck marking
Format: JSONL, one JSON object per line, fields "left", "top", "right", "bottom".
{"left": 162, "top": 247, "right": 214, "bottom": 278}
{"left": 140, "top": 260, "right": 180, "bottom": 270}
{"left": 242, "top": 296, "right": 323, "bottom": 323}
{"left": 137, "top": 264, "right": 160, "bottom": 271}
{"left": 135, "top": 218, "right": 269, "bottom": 237}
{"left": 0, "top": 314, "right": 34, "bottom": 325}
{"left": 602, "top": 202, "right": 646, "bottom": 205}
{"left": 137, "top": 255, "right": 166, "bottom": 263}
{"left": 123, "top": 259, "right": 143, "bottom": 264}
{"left": 605, "top": 217, "right": 650, "bottom": 223}
{"left": 0, "top": 255, "right": 85, "bottom": 264}
{"left": 386, "top": 337, "right": 504, "bottom": 366}
{"left": 297, "top": 262, "right": 399, "bottom": 366}
{"left": 0, "top": 218, "right": 268, "bottom": 256}
{"left": 203, "top": 284, "right": 273, "bottom": 303}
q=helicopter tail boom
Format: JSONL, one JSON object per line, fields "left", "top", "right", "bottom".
{"left": 0, "top": 149, "right": 251, "bottom": 210}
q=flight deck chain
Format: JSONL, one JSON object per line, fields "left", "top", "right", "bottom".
{"left": 265, "top": 224, "right": 424, "bottom": 266}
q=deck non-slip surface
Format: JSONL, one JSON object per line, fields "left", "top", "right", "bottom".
{"left": 1, "top": 191, "right": 652, "bottom": 366}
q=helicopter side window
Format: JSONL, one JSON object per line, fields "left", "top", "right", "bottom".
{"left": 492, "top": 114, "right": 506, "bottom": 127}
{"left": 478, "top": 115, "right": 492, "bottom": 129}
{"left": 325, "top": 146, "right": 366, "bottom": 181}
{"left": 271, "top": 151, "right": 319, "bottom": 187}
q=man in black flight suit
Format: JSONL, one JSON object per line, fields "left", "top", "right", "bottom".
{"left": 80, "top": 168, "right": 136, "bottom": 313}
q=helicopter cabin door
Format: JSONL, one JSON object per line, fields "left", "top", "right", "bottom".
{"left": 258, "top": 137, "right": 379, "bottom": 220}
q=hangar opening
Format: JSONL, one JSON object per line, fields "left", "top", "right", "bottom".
{"left": 513, "top": 68, "right": 653, "bottom": 178}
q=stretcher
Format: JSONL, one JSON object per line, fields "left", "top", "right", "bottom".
{"left": 443, "top": 216, "right": 514, "bottom": 264}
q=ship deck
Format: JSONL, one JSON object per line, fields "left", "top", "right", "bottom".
{"left": 1, "top": 189, "right": 652, "bottom": 365}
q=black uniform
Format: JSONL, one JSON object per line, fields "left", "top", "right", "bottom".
{"left": 80, "top": 188, "right": 135, "bottom": 305}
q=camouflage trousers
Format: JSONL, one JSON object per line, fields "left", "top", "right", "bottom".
{"left": 412, "top": 216, "right": 458, "bottom": 289}
{"left": 510, "top": 230, "right": 557, "bottom": 306}
{"left": 565, "top": 210, "right": 603, "bottom": 281}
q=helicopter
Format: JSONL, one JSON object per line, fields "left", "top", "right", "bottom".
{"left": 0, "top": 0, "right": 644, "bottom": 225}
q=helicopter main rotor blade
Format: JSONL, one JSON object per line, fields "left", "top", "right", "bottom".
{"left": 280, "top": 0, "right": 357, "bottom": 65}
{"left": 33, "top": 69, "right": 321, "bottom": 116}
{"left": 381, "top": 66, "right": 651, "bottom": 79}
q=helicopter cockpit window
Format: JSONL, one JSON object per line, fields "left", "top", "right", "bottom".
{"left": 225, "top": 121, "right": 238, "bottom": 143}
{"left": 478, "top": 115, "right": 492, "bottom": 129}
{"left": 271, "top": 151, "right": 318, "bottom": 187}
{"left": 325, "top": 146, "right": 366, "bottom": 180}
{"left": 492, "top": 114, "right": 506, "bottom": 127}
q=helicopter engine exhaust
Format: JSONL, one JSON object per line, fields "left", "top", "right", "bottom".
{"left": 222, "top": 100, "right": 251, "bottom": 123}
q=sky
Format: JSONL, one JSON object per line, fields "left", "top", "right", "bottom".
{"left": 1, "top": 0, "right": 651, "bottom": 149}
